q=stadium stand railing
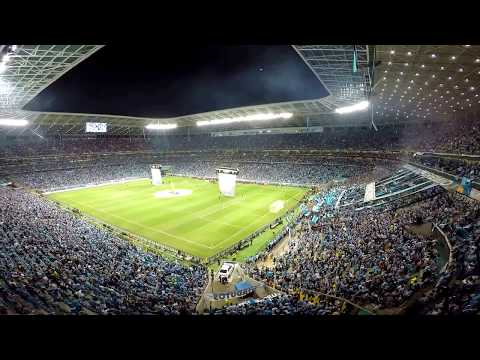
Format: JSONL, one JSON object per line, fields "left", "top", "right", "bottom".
{"left": 433, "top": 223, "right": 454, "bottom": 274}
{"left": 409, "top": 161, "right": 480, "bottom": 191}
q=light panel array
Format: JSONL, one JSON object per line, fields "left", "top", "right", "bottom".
{"left": 335, "top": 101, "right": 369, "bottom": 114}
{"left": 145, "top": 123, "right": 177, "bottom": 130}
{"left": 196, "top": 112, "right": 293, "bottom": 126}
{"left": 0, "top": 118, "right": 28, "bottom": 126}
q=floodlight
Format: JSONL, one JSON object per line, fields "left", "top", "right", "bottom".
{"left": 0, "top": 119, "right": 28, "bottom": 126}
{"left": 335, "top": 101, "right": 369, "bottom": 114}
{"left": 196, "top": 112, "right": 293, "bottom": 126}
{"left": 146, "top": 123, "right": 177, "bottom": 130}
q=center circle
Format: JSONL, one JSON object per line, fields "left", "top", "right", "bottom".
{"left": 154, "top": 189, "right": 192, "bottom": 199}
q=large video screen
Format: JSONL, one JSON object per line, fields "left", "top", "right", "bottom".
{"left": 86, "top": 122, "right": 107, "bottom": 133}
{"left": 218, "top": 173, "right": 237, "bottom": 197}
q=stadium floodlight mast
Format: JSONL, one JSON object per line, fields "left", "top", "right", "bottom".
{"left": 0, "top": 119, "right": 28, "bottom": 126}
{"left": 196, "top": 112, "right": 293, "bottom": 126}
{"left": 145, "top": 123, "right": 177, "bottom": 130}
{"left": 335, "top": 101, "right": 370, "bottom": 114}
{"left": 0, "top": 54, "right": 10, "bottom": 74}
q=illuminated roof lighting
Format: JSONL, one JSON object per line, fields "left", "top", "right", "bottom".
{"left": 146, "top": 123, "right": 178, "bottom": 130}
{"left": 197, "top": 112, "right": 293, "bottom": 126}
{"left": 335, "top": 101, "right": 369, "bottom": 114}
{"left": 0, "top": 119, "right": 28, "bottom": 127}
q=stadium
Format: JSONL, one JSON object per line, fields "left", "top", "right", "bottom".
{"left": 0, "top": 44, "right": 479, "bottom": 315}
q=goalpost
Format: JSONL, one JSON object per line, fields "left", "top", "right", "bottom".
{"left": 216, "top": 167, "right": 239, "bottom": 197}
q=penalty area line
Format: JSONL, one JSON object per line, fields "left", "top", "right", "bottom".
{"left": 61, "top": 199, "right": 214, "bottom": 250}
{"left": 210, "top": 189, "right": 305, "bottom": 250}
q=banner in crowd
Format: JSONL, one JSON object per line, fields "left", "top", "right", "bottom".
{"left": 205, "top": 284, "right": 260, "bottom": 301}
{"left": 323, "top": 193, "right": 336, "bottom": 206}
{"left": 460, "top": 177, "right": 472, "bottom": 196}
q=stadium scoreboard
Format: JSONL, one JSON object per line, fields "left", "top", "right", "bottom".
{"left": 86, "top": 122, "right": 107, "bottom": 133}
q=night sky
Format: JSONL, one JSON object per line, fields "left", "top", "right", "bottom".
{"left": 24, "top": 45, "right": 328, "bottom": 118}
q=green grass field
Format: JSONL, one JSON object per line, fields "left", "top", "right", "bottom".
{"left": 47, "top": 177, "right": 307, "bottom": 259}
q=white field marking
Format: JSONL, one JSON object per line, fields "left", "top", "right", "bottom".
{"left": 191, "top": 212, "right": 243, "bottom": 229}
{"left": 64, "top": 199, "right": 213, "bottom": 250}
{"left": 210, "top": 189, "right": 305, "bottom": 249}
{"left": 162, "top": 191, "right": 248, "bottom": 232}
{"left": 43, "top": 177, "right": 149, "bottom": 194}
{"left": 161, "top": 183, "right": 290, "bottom": 246}
{"left": 53, "top": 178, "right": 242, "bottom": 235}
{"left": 53, "top": 178, "right": 304, "bottom": 253}
{"left": 174, "top": 185, "right": 275, "bottom": 237}
{"left": 45, "top": 176, "right": 204, "bottom": 196}
{"left": 269, "top": 200, "right": 285, "bottom": 213}
{"left": 154, "top": 189, "right": 192, "bottom": 199}
{"left": 172, "top": 181, "right": 288, "bottom": 232}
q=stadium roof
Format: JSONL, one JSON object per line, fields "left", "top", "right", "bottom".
{"left": 1, "top": 45, "right": 479, "bottom": 136}
{"left": 0, "top": 45, "right": 103, "bottom": 111}
{"left": 11, "top": 98, "right": 341, "bottom": 136}
{"left": 373, "top": 45, "right": 480, "bottom": 121}
{"left": 293, "top": 45, "right": 371, "bottom": 104}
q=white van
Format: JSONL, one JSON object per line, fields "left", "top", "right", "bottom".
{"left": 218, "top": 262, "right": 235, "bottom": 283}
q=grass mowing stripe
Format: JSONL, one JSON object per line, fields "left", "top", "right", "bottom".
{"left": 48, "top": 177, "right": 308, "bottom": 258}
{"left": 210, "top": 189, "right": 304, "bottom": 250}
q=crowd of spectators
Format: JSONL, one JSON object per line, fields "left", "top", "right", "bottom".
{"left": 6, "top": 153, "right": 380, "bottom": 191}
{"left": 245, "top": 184, "right": 479, "bottom": 314}
{"left": 149, "top": 118, "right": 480, "bottom": 155}
{"left": 1, "top": 119, "right": 479, "bottom": 315}
{"left": 13, "top": 164, "right": 151, "bottom": 191}
{"left": 170, "top": 157, "right": 375, "bottom": 186}
{"left": 0, "top": 136, "right": 150, "bottom": 157}
{"left": 397, "top": 118, "right": 480, "bottom": 154}
{"left": 211, "top": 293, "right": 340, "bottom": 315}
{"left": 412, "top": 155, "right": 480, "bottom": 182}
{"left": 0, "top": 186, "right": 207, "bottom": 314}
{"left": 1, "top": 117, "right": 479, "bottom": 157}
{"left": 406, "top": 192, "right": 480, "bottom": 314}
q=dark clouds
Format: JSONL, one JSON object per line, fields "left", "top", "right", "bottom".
{"left": 24, "top": 45, "right": 328, "bottom": 117}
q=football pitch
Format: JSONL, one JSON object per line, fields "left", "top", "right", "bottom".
{"left": 47, "top": 177, "right": 308, "bottom": 258}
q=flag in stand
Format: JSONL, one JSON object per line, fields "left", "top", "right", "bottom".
{"left": 353, "top": 45, "right": 358, "bottom": 73}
